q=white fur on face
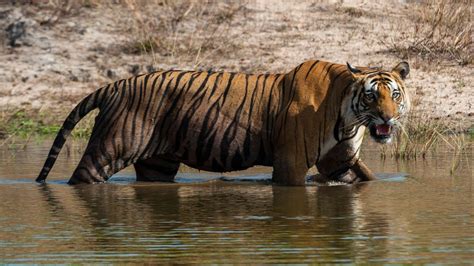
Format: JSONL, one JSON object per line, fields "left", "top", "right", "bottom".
{"left": 363, "top": 78, "right": 377, "bottom": 93}
{"left": 388, "top": 80, "right": 398, "bottom": 95}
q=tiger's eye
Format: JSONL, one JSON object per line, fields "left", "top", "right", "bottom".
{"left": 364, "top": 93, "right": 375, "bottom": 102}
{"left": 392, "top": 92, "right": 400, "bottom": 99}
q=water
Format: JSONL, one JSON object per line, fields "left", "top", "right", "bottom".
{"left": 0, "top": 139, "right": 472, "bottom": 263}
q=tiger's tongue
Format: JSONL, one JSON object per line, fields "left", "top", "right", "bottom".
{"left": 376, "top": 124, "right": 391, "bottom": 135}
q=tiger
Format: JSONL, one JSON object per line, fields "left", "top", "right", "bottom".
{"left": 36, "top": 60, "right": 410, "bottom": 185}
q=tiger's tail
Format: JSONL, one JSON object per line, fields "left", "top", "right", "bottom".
{"left": 36, "top": 87, "right": 106, "bottom": 183}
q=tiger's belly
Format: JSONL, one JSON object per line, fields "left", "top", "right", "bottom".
{"left": 179, "top": 157, "right": 257, "bottom": 173}
{"left": 164, "top": 124, "right": 272, "bottom": 172}
{"left": 172, "top": 136, "right": 272, "bottom": 172}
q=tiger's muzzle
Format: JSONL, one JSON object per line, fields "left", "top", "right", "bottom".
{"left": 368, "top": 117, "right": 396, "bottom": 144}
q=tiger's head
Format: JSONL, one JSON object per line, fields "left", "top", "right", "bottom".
{"left": 346, "top": 61, "right": 410, "bottom": 144}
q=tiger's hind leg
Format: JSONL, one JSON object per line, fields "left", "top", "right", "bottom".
{"left": 67, "top": 89, "right": 161, "bottom": 184}
{"left": 134, "top": 156, "right": 180, "bottom": 182}
{"left": 68, "top": 122, "right": 155, "bottom": 184}
{"left": 68, "top": 141, "right": 129, "bottom": 184}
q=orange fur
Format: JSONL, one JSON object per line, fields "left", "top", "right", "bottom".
{"left": 37, "top": 60, "right": 410, "bottom": 185}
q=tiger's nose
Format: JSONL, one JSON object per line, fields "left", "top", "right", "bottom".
{"left": 380, "top": 114, "right": 395, "bottom": 125}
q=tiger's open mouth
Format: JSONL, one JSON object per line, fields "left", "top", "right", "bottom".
{"left": 369, "top": 123, "right": 393, "bottom": 143}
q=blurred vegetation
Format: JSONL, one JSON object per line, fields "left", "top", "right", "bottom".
{"left": 20, "top": 0, "right": 470, "bottom": 67}
{"left": 122, "top": 0, "right": 245, "bottom": 68}
{"left": 0, "top": 109, "right": 94, "bottom": 145}
{"left": 379, "top": 113, "right": 472, "bottom": 159}
{"left": 378, "top": 106, "right": 473, "bottom": 173}
{"left": 383, "top": 0, "right": 473, "bottom": 66}
{"left": 17, "top": 0, "right": 246, "bottom": 68}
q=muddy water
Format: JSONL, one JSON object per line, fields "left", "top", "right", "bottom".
{"left": 0, "top": 139, "right": 472, "bottom": 263}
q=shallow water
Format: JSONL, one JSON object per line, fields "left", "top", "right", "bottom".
{"left": 0, "top": 139, "right": 472, "bottom": 263}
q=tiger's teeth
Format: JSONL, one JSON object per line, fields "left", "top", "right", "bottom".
{"left": 375, "top": 124, "right": 391, "bottom": 135}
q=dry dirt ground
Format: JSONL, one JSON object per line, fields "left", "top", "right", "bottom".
{"left": 0, "top": 0, "right": 472, "bottom": 130}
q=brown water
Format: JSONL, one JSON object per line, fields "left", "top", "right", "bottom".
{"left": 0, "top": 139, "right": 472, "bottom": 263}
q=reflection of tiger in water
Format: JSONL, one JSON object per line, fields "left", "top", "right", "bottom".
{"left": 36, "top": 60, "right": 410, "bottom": 185}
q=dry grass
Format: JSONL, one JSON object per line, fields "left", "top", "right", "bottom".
{"left": 378, "top": 92, "right": 472, "bottom": 162}
{"left": 437, "top": 130, "right": 472, "bottom": 174}
{"left": 380, "top": 114, "right": 444, "bottom": 160}
{"left": 17, "top": 0, "right": 98, "bottom": 24}
{"left": 335, "top": 6, "right": 370, "bottom": 18}
{"left": 383, "top": 0, "right": 473, "bottom": 66}
{"left": 120, "top": 0, "right": 246, "bottom": 68}
{"left": 379, "top": 111, "right": 472, "bottom": 173}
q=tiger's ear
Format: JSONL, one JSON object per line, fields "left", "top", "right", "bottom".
{"left": 346, "top": 62, "right": 361, "bottom": 74}
{"left": 392, "top": 61, "right": 410, "bottom": 80}
{"left": 346, "top": 62, "right": 362, "bottom": 80}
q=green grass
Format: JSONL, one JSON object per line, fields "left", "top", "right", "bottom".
{"left": 0, "top": 109, "right": 94, "bottom": 146}
{"left": 468, "top": 125, "right": 474, "bottom": 139}
{"left": 1, "top": 110, "right": 59, "bottom": 138}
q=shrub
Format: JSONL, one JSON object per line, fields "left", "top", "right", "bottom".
{"left": 384, "top": 0, "right": 472, "bottom": 65}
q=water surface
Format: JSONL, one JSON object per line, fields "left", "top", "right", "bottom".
{"left": 0, "top": 140, "right": 472, "bottom": 263}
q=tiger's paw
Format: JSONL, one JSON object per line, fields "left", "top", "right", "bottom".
{"left": 308, "top": 170, "right": 360, "bottom": 185}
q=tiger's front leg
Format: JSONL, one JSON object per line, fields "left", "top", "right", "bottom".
{"left": 272, "top": 136, "right": 312, "bottom": 186}
{"left": 316, "top": 141, "right": 376, "bottom": 183}
{"left": 350, "top": 159, "right": 377, "bottom": 182}
{"left": 272, "top": 111, "right": 316, "bottom": 186}
{"left": 272, "top": 159, "right": 309, "bottom": 186}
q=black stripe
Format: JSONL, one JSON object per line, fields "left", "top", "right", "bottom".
{"left": 130, "top": 77, "right": 145, "bottom": 141}
{"left": 136, "top": 73, "right": 161, "bottom": 154}
{"left": 265, "top": 75, "right": 278, "bottom": 142}
{"left": 95, "top": 79, "right": 130, "bottom": 138}
{"left": 321, "top": 63, "right": 336, "bottom": 83}
{"left": 208, "top": 73, "right": 223, "bottom": 100}
{"left": 220, "top": 74, "right": 249, "bottom": 167}
{"left": 197, "top": 131, "right": 217, "bottom": 167}
{"left": 281, "top": 65, "right": 302, "bottom": 135}
{"left": 120, "top": 77, "right": 137, "bottom": 160}
{"left": 334, "top": 112, "right": 342, "bottom": 142}
{"left": 243, "top": 74, "right": 261, "bottom": 160}
{"left": 302, "top": 123, "right": 312, "bottom": 169}
{"left": 196, "top": 100, "right": 221, "bottom": 166}
{"left": 221, "top": 73, "right": 236, "bottom": 106}
{"left": 94, "top": 80, "right": 123, "bottom": 127}
{"left": 162, "top": 72, "right": 200, "bottom": 138}
{"left": 174, "top": 73, "right": 213, "bottom": 149}
{"left": 304, "top": 60, "right": 319, "bottom": 80}
{"left": 139, "top": 71, "right": 174, "bottom": 157}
